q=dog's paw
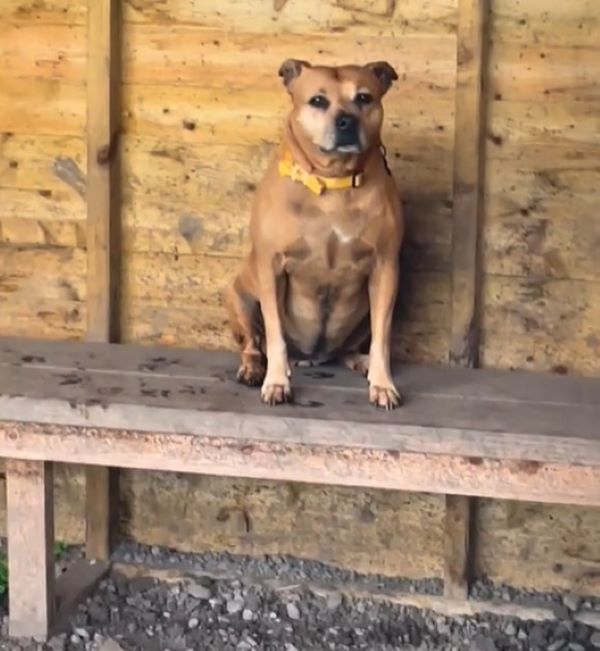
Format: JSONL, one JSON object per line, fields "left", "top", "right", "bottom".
{"left": 369, "top": 383, "right": 402, "bottom": 410}
{"left": 236, "top": 361, "right": 266, "bottom": 387}
{"left": 261, "top": 379, "right": 292, "bottom": 406}
{"left": 342, "top": 353, "right": 370, "bottom": 377}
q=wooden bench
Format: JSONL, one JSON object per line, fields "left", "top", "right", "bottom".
{"left": 0, "top": 336, "right": 599, "bottom": 638}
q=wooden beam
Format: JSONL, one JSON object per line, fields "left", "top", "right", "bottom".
{"left": 444, "top": 494, "right": 475, "bottom": 600}
{"left": 6, "top": 460, "right": 55, "bottom": 638}
{"left": 0, "top": 421, "right": 599, "bottom": 507}
{"left": 86, "top": 0, "right": 121, "bottom": 561}
{"left": 446, "top": 0, "right": 488, "bottom": 599}
{"left": 450, "top": 0, "right": 487, "bottom": 366}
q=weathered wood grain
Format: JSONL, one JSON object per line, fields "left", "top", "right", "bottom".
{"left": 0, "top": 0, "right": 85, "bottom": 24}
{"left": 0, "top": 78, "right": 85, "bottom": 136}
{"left": 488, "top": 100, "right": 600, "bottom": 150}
{"left": 122, "top": 84, "right": 455, "bottom": 145}
{"left": 0, "top": 420, "right": 598, "bottom": 507}
{"left": 0, "top": 23, "right": 85, "bottom": 83}
{"left": 6, "top": 459, "right": 54, "bottom": 638}
{"left": 489, "top": 42, "right": 600, "bottom": 103}
{"left": 122, "top": 27, "right": 456, "bottom": 89}
{"left": 480, "top": 275, "right": 600, "bottom": 376}
{"left": 0, "top": 244, "right": 84, "bottom": 349}
{"left": 491, "top": 0, "right": 599, "bottom": 47}
{"left": 0, "top": 134, "right": 86, "bottom": 194}
{"left": 121, "top": 0, "right": 458, "bottom": 35}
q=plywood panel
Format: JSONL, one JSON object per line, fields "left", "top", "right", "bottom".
{"left": 0, "top": 216, "right": 85, "bottom": 248}
{"left": 483, "top": 164, "right": 600, "bottom": 282}
{"left": 482, "top": 2, "right": 600, "bottom": 375}
{"left": 122, "top": 26, "right": 456, "bottom": 91}
{"left": 487, "top": 99, "right": 600, "bottom": 150}
{"left": 122, "top": 0, "right": 458, "bottom": 36}
{"left": 0, "top": 23, "right": 85, "bottom": 83}
{"left": 491, "top": 0, "right": 599, "bottom": 47}
{"left": 490, "top": 42, "right": 600, "bottom": 103}
{"left": 0, "top": 0, "right": 85, "bottom": 24}
{"left": 0, "top": 79, "right": 85, "bottom": 136}
{"left": 480, "top": 275, "right": 600, "bottom": 375}
{"left": 0, "top": 135, "right": 85, "bottom": 193}
{"left": 0, "top": 245, "right": 85, "bottom": 340}
{"left": 0, "top": 135, "right": 86, "bottom": 245}
{"left": 1, "top": 24, "right": 456, "bottom": 96}
{"left": 122, "top": 85, "right": 455, "bottom": 145}
{"left": 477, "top": 499, "right": 600, "bottom": 593}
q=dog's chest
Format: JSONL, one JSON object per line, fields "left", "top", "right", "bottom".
{"left": 282, "top": 205, "right": 375, "bottom": 279}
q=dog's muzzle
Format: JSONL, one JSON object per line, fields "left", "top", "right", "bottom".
{"left": 334, "top": 112, "right": 361, "bottom": 152}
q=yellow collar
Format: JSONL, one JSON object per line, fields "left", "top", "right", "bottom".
{"left": 278, "top": 150, "right": 363, "bottom": 195}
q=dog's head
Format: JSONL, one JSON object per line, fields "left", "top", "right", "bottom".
{"left": 278, "top": 60, "right": 398, "bottom": 156}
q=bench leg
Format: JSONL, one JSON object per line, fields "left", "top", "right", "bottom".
{"left": 6, "top": 459, "right": 55, "bottom": 638}
{"left": 443, "top": 494, "right": 474, "bottom": 600}
{"left": 85, "top": 466, "right": 119, "bottom": 560}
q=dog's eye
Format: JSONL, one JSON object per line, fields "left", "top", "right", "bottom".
{"left": 355, "top": 92, "right": 373, "bottom": 106}
{"left": 308, "top": 95, "right": 330, "bottom": 110}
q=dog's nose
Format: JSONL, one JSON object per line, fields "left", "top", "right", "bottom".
{"left": 335, "top": 112, "right": 358, "bottom": 132}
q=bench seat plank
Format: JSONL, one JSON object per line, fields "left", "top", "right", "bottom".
{"left": 0, "top": 338, "right": 599, "bottom": 506}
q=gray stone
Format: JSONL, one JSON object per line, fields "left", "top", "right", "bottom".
{"left": 547, "top": 641, "right": 566, "bottom": 651}
{"left": 469, "top": 635, "right": 497, "bottom": 651}
{"left": 326, "top": 592, "right": 342, "bottom": 610}
{"left": 286, "top": 602, "right": 300, "bottom": 620}
{"left": 529, "top": 624, "right": 547, "bottom": 646}
{"left": 187, "top": 582, "right": 212, "bottom": 600}
{"left": 242, "top": 609, "right": 254, "bottom": 622}
{"left": 227, "top": 597, "right": 244, "bottom": 614}
{"left": 590, "top": 632, "right": 600, "bottom": 648}
{"left": 504, "top": 622, "right": 517, "bottom": 637}
{"left": 575, "top": 610, "right": 600, "bottom": 630}
{"left": 563, "top": 593, "right": 581, "bottom": 612}
{"left": 47, "top": 634, "right": 67, "bottom": 651}
{"left": 568, "top": 644, "right": 586, "bottom": 651}
{"left": 188, "top": 617, "right": 199, "bottom": 629}
{"left": 98, "top": 640, "right": 126, "bottom": 651}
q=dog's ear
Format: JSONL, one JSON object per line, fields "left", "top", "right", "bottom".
{"left": 278, "top": 59, "right": 311, "bottom": 88}
{"left": 366, "top": 61, "right": 398, "bottom": 95}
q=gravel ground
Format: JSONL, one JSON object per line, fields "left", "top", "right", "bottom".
{"left": 0, "top": 543, "right": 599, "bottom": 651}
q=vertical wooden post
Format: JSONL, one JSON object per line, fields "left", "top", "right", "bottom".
{"left": 86, "top": 0, "right": 121, "bottom": 560}
{"left": 445, "top": 0, "right": 488, "bottom": 600}
{"left": 6, "top": 460, "right": 55, "bottom": 638}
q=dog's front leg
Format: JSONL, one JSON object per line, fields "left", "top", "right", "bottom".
{"left": 367, "top": 254, "right": 402, "bottom": 409}
{"left": 257, "top": 259, "right": 292, "bottom": 405}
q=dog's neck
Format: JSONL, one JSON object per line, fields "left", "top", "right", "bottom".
{"left": 283, "top": 118, "right": 378, "bottom": 178}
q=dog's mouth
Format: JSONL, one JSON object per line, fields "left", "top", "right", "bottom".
{"left": 319, "top": 144, "right": 363, "bottom": 155}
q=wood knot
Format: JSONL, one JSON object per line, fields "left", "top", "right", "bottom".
{"left": 96, "top": 130, "right": 120, "bottom": 165}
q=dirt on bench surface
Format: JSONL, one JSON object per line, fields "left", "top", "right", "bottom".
{"left": 1, "top": 543, "right": 599, "bottom": 651}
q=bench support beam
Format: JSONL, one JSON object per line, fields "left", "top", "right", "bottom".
{"left": 6, "top": 459, "right": 55, "bottom": 638}
{"left": 444, "top": 494, "right": 475, "bottom": 599}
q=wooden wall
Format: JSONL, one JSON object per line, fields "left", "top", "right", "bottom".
{"left": 481, "top": 0, "right": 600, "bottom": 375}
{"left": 1, "top": 0, "right": 599, "bottom": 591}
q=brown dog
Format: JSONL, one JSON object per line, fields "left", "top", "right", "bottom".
{"left": 225, "top": 59, "right": 404, "bottom": 409}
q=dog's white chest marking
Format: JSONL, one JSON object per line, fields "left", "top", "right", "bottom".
{"left": 332, "top": 226, "right": 353, "bottom": 243}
